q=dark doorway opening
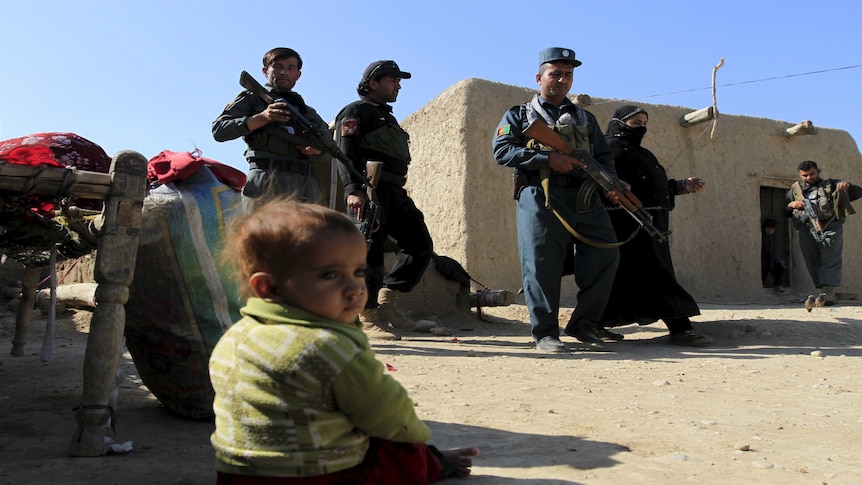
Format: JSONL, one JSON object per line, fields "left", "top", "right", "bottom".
{"left": 760, "top": 186, "right": 792, "bottom": 289}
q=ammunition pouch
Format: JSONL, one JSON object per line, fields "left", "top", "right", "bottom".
{"left": 248, "top": 158, "right": 312, "bottom": 176}
{"left": 513, "top": 172, "right": 528, "bottom": 200}
{"left": 359, "top": 124, "right": 411, "bottom": 163}
{"left": 245, "top": 125, "right": 318, "bottom": 158}
{"left": 513, "top": 171, "right": 599, "bottom": 213}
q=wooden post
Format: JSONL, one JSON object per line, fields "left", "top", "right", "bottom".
{"left": 679, "top": 106, "right": 716, "bottom": 127}
{"left": 469, "top": 289, "right": 516, "bottom": 307}
{"left": 69, "top": 150, "right": 147, "bottom": 457}
{"left": 784, "top": 120, "right": 817, "bottom": 137}
{"left": 10, "top": 266, "right": 42, "bottom": 356}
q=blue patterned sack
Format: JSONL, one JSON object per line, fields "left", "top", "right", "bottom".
{"left": 125, "top": 165, "right": 243, "bottom": 419}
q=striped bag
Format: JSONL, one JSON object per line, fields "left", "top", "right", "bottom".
{"left": 125, "top": 161, "right": 244, "bottom": 419}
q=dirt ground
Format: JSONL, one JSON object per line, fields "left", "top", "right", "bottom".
{"left": 1, "top": 293, "right": 861, "bottom": 485}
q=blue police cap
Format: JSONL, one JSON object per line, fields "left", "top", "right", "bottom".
{"left": 538, "top": 47, "right": 582, "bottom": 67}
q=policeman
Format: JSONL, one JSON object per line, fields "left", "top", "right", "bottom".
{"left": 786, "top": 160, "right": 862, "bottom": 306}
{"left": 213, "top": 47, "right": 330, "bottom": 207}
{"left": 335, "top": 60, "right": 433, "bottom": 340}
{"left": 493, "top": 47, "right": 621, "bottom": 353}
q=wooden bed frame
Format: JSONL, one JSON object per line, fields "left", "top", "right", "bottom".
{"left": 1, "top": 150, "right": 147, "bottom": 456}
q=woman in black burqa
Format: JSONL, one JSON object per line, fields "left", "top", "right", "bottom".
{"left": 596, "top": 105, "right": 713, "bottom": 346}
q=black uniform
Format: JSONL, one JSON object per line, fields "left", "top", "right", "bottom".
{"left": 335, "top": 96, "right": 432, "bottom": 306}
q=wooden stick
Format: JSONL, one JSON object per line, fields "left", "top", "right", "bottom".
{"left": 711, "top": 57, "right": 725, "bottom": 139}
{"left": 784, "top": 120, "right": 818, "bottom": 137}
{"left": 679, "top": 106, "right": 716, "bottom": 127}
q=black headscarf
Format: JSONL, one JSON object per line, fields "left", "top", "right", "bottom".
{"left": 606, "top": 105, "right": 648, "bottom": 146}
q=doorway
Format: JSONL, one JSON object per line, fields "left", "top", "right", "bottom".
{"left": 759, "top": 186, "right": 792, "bottom": 289}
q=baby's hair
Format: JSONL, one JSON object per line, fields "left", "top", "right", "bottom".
{"left": 221, "top": 198, "right": 359, "bottom": 300}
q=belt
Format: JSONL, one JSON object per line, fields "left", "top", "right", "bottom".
{"left": 379, "top": 171, "right": 407, "bottom": 186}
{"left": 524, "top": 173, "right": 583, "bottom": 188}
{"left": 249, "top": 158, "right": 312, "bottom": 176}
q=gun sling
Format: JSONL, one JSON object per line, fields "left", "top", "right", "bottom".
{"left": 539, "top": 167, "right": 636, "bottom": 249}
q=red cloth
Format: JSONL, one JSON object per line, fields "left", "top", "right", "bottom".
{"left": 147, "top": 149, "right": 246, "bottom": 192}
{"left": 0, "top": 132, "right": 111, "bottom": 172}
{"left": 0, "top": 132, "right": 113, "bottom": 214}
{"left": 215, "top": 438, "right": 446, "bottom": 485}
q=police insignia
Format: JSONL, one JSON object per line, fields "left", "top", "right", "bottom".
{"left": 342, "top": 119, "right": 359, "bottom": 136}
{"left": 496, "top": 124, "right": 511, "bottom": 137}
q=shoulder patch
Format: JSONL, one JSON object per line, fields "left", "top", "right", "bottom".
{"left": 496, "top": 124, "right": 511, "bottom": 137}
{"left": 341, "top": 119, "right": 359, "bottom": 136}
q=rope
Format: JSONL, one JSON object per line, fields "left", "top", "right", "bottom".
{"left": 37, "top": 255, "right": 82, "bottom": 288}
{"left": 19, "top": 164, "right": 47, "bottom": 196}
{"left": 474, "top": 288, "right": 491, "bottom": 321}
{"left": 466, "top": 275, "right": 494, "bottom": 322}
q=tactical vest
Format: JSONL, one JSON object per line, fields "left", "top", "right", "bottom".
{"left": 524, "top": 95, "right": 592, "bottom": 157}
{"left": 242, "top": 93, "right": 319, "bottom": 159}
{"left": 359, "top": 123, "right": 412, "bottom": 164}
{"left": 793, "top": 180, "right": 837, "bottom": 222}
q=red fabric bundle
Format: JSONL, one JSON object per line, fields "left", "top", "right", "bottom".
{"left": 0, "top": 132, "right": 113, "bottom": 214}
{"left": 147, "top": 149, "right": 246, "bottom": 192}
{"left": 0, "top": 132, "right": 111, "bottom": 172}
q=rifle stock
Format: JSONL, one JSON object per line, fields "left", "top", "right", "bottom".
{"left": 238, "top": 71, "right": 371, "bottom": 189}
{"left": 365, "top": 161, "right": 383, "bottom": 200}
{"left": 521, "top": 120, "right": 668, "bottom": 242}
{"left": 355, "top": 161, "right": 384, "bottom": 246}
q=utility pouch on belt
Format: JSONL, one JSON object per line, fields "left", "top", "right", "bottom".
{"left": 513, "top": 171, "right": 529, "bottom": 200}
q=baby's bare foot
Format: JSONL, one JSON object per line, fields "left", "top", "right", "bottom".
{"left": 441, "top": 447, "right": 479, "bottom": 478}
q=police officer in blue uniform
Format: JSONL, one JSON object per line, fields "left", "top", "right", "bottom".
{"left": 493, "top": 47, "right": 621, "bottom": 353}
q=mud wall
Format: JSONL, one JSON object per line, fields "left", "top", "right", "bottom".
{"left": 401, "top": 78, "right": 861, "bottom": 303}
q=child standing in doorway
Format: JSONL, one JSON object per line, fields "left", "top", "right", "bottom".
{"left": 210, "top": 199, "right": 478, "bottom": 484}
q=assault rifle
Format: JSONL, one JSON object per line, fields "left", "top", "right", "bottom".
{"left": 239, "top": 70, "right": 376, "bottom": 238}
{"left": 802, "top": 198, "right": 833, "bottom": 246}
{"left": 238, "top": 70, "right": 371, "bottom": 190}
{"left": 521, "top": 120, "right": 669, "bottom": 242}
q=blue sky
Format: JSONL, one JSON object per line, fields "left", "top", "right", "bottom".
{"left": 1, "top": 0, "right": 860, "bottom": 171}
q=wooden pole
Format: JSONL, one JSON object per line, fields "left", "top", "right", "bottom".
{"left": 0, "top": 162, "right": 113, "bottom": 199}
{"left": 10, "top": 267, "right": 41, "bottom": 356}
{"left": 679, "top": 106, "right": 716, "bottom": 127}
{"left": 69, "top": 150, "right": 147, "bottom": 457}
{"left": 784, "top": 120, "right": 817, "bottom": 137}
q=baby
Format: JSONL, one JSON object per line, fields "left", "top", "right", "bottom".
{"left": 210, "top": 198, "right": 478, "bottom": 484}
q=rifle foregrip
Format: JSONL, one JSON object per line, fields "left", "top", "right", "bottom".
{"left": 621, "top": 189, "right": 642, "bottom": 206}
